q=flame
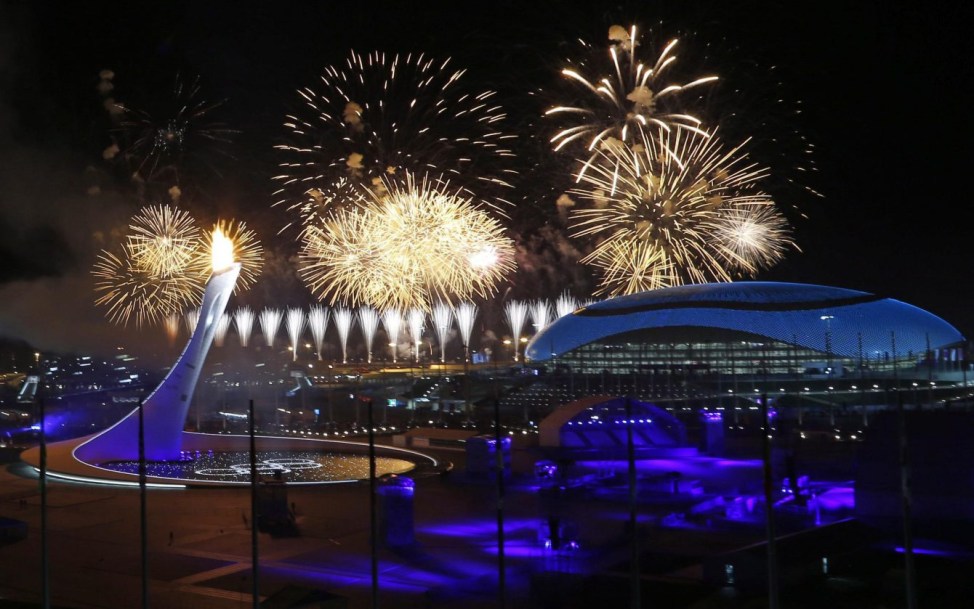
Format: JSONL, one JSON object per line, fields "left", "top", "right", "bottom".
{"left": 211, "top": 227, "right": 235, "bottom": 272}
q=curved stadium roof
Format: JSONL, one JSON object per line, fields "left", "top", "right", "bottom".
{"left": 525, "top": 282, "right": 965, "bottom": 362}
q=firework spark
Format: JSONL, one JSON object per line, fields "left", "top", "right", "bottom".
{"left": 214, "top": 313, "right": 231, "bottom": 347}
{"left": 547, "top": 25, "right": 717, "bottom": 175}
{"left": 110, "top": 73, "right": 237, "bottom": 197}
{"left": 358, "top": 306, "right": 380, "bottom": 364}
{"left": 273, "top": 50, "right": 515, "bottom": 231}
{"left": 299, "top": 174, "right": 516, "bottom": 311}
{"left": 453, "top": 302, "right": 478, "bottom": 362}
{"left": 308, "top": 305, "right": 330, "bottom": 360}
{"left": 286, "top": 308, "right": 306, "bottom": 361}
{"left": 569, "top": 128, "right": 793, "bottom": 296}
{"left": 432, "top": 302, "right": 453, "bottom": 363}
{"left": 184, "top": 308, "right": 200, "bottom": 335}
{"left": 530, "top": 300, "right": 552, "bottom": 334}
{"left": 92, "top": 250, "right": 186, "bottom": 327}
{"left": 381, "top": 309, "right": 403, "bottom": 364}
{"left": 259, "top": 308, "right": 283, "bottom": 350}
{"left": 555, "top": 292, "right": 579, "bottom": 318}
{"left": 334, "top": 307, "right": 355, "bottom": 364}
{"left": 234, "top": 307, "right": 255, "bottom": 347}
{"left": 407, "top": 308, "right": 425, "bottom": 363}
{"left": 504, "top": 300, "right": 529, "bottom": 362}
{"left": 164, "top": 312, "right": 181, "bottom": 346}
{"left": 126, "top": 204, "right": 201, "bottom": 279}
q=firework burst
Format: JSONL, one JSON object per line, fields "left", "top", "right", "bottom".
{"left": 547, "top": 25, "right": 717, "bottom": 173}
{"left": 299, "top": 174, "right": 515, "bottom": 311}
{"left": 259, "top": 308, "right": 283, "bottom": 349}
{"left": 453, "top": 302, "right": 478, "bottom": 362}
{"left": 407, "top": 308, "right": 425, "bottom": 363}
{"left": 334, "top": 307, "right": 355, "bottom": 364}
{"left": 273, "top": 50, "right": 516, "bottom": 231}
{"left": 92, "top": 251, "right": 188, "bottom": 327}
{"left": 109, "top": 73, "right": 237, "bottom": 197}
{"left": 569, "top": 128, "right": 794, "bottom": 296}
{"left": 126, "top": 204, "right": 201, "bottom": 279}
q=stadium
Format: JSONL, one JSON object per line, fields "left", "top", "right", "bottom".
{"left": 524, "top": 281, "right": 969, "bottom": 426}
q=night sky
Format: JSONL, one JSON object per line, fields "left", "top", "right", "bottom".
{"left": 1, "top": 0, "right": 972, "bottom": 358}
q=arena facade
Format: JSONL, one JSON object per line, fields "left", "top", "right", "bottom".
{"left": 524, "top": 282, "right": 968, "bottom": 421}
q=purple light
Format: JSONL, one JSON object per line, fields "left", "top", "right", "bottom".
{"left": 701, "top": 411, "right": 723, "bottom": 422}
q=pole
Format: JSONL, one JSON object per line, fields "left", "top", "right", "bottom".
{"left": 494, "top": 392, "right": 506, "bottom": 609}
{"left": 761, "top": 393, "right": 779, "bottom": 609}
{"left": 626, "top": 396, "right": 640, "bottom": 609}
{"left": 248, "top": 399, "right": 259, "bottom": 609}
{"left": 139, "top": 399, "right": 149, "bottom": 609}
{"left": 897, "top": 391, "right": 918, "bottom": 609}
{"left": 368, "top": 398, "right": 379, "bottom": 609}
{"left": 39, "top": 396, "right": 50, "bottom": 609}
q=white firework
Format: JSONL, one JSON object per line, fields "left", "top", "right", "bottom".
{"left": 213, "top": 313, "right": 231, "bottom": 347}
{"left": 381, "top": 309, "right": 403, "bottom": 364}
{"left": 358, "top": 306, "right": 380, "bottom": 364}
{"left": 555, "top": 292, "right": 579, "bottom": 318}
{"left": 504, "top": 300, "right": 529, "bottom": 362}
{"left": 453, "top": 302, "right": 478, "bottom": 362}
{"left": 259, "top": 308, "right": 283, "bottom": 350}
{"left": 308, "top": 305, "right": 330, "bottom": 360}
{"left": 407, "top": 308, "right": 425, "bottom": 363}
{"left": 334, "top": 307, "right": 355, "bottom": 364}
{"left": 286, "top": 307, "right": 306, "bottom": 361}
{"left": 530, "top": 300, "right": 552, "bottom": 335}
{"left": 184, "top": 308, "right": 200, "bottom": 335}
{"left": 164, "top": 313, "right": 181, "bottom": 346}
{"left": 234, "top": 307, "right": 255, "bottom": 347}
{"left": 432, "top": 301, "right": 453, "bottom": 363}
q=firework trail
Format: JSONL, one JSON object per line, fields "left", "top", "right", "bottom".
{"left": 407, "top": 308, "right": 425, "bottom": 363}
{"left": 547, "top": 25, "right": 717, "bottom": 179}
{"left": 259, "top": 308, "right": 283, "bottom": 350}
{"left": 432, "top": 302, "right": 453, "bottom": 363}
{"left": 286, "top": 307, "right": 306, "bottom": 361}
{"left": 358, "top": 306, "right": 380, "bottom": 364}
{"left": 234, "top": 307, "right": 255, "bottom": 347}
{"left": 381, "top": 310, "right": 403, "bottom": 364}
{"left": 308, "top": 305, "right": 330, "bottom": 360}
{"left": 555, "top": 292, "right": 579, "bottom": 318}
{"left": 453, "top": 302, "right": 478, "bottom": 363}
{"left": 334, "top": 307, "right": 355, "bottom": 364}
{"left": 299, "top": 174, "right": 516, "bottom": 311}
{"left": 273, "top": 50, "right": 516, "bottom": 232}
{"left": 108, "top": 73, "right": 237, "bottom": 199}
{"left": 569, "top": 128, "right": 793, "bottom": 296}
{"left": 184, "top": 308, "right": 200, "bottom": 335}
{"left": 213, "top": 313, "right": 231, "bottom": 347}
{"left": 164, "top": 313, "right": 181, "bottom": 346}
{"left": 530, "top": 299, "right": 552, "bottom": 334}
{"left": 504, "top": 300, "right": 529, "bottom": 362}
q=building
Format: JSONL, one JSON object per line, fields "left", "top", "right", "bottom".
{"left": 524, "top": 282, "right": 968, "bottom": 418}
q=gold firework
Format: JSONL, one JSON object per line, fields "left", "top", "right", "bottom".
{"left": 570, "top": 128, "right": 794, "bottom": 296}
{"left": 547, "top": 25, "right": 717, "bottom": 171}
{"left": 126, "top": 204, "right": 200, "bottom": 278}
{"left": 299, "top": 174, "right": 515, "bottom": 311}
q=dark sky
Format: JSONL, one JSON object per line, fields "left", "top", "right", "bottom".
{"left": 1, "top": 0, "right": 972, "bottom": 358}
